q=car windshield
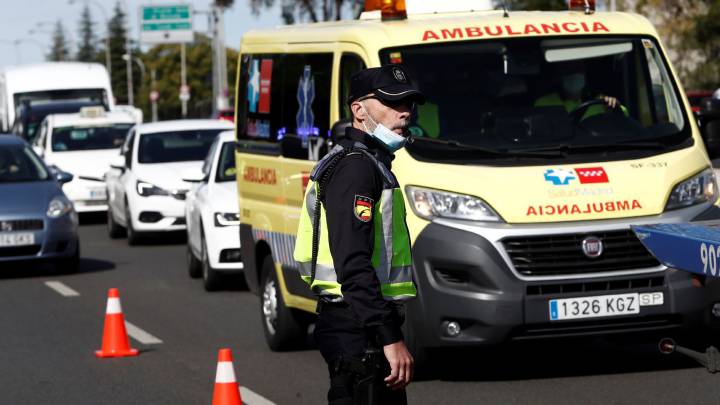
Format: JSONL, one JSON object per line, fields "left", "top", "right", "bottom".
{"left": 215, "top": 141, "right": 237, "bottom": 182}
{"left": 51, "top": 124, "right": 133, "bottom": 152}
{"left": 381, "top": 36, "right": 690, "bottom": 164}
{"left": 0, "top": 145, "right": 49, "bottom": 183}
{"left": 138, "top": 129, "right": 225, "bottom": 164}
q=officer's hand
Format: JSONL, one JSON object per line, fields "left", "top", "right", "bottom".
{"left": 383, "top": 341, "right": 414, "bottom": 390}
{"left": 598, "top": 95, "right": 619, "bottom": 109}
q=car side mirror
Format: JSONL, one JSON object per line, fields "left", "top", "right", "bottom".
{"left": 181, "top": 168, "right": 206, "bottom": 183}
{"left": 53, "top": 169, "right": 73, "bottom": 184}
{"left": 330, "top": 119, "right": 352, "bottom": 143}
{"left": 699, "top": 98, "right": 720, "bottom": 159}
{"left": 110, "top": 154, "right": 126, "bottom": 171}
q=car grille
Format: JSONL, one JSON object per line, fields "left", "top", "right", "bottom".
{"left": 0, "top": 245, "right": 41, "bottom": 257}
{"left": 502, "top": 230, "right": 660, "bottom": 276}
{"left": 0, "top": 219, "right": 44, "bottom": 232}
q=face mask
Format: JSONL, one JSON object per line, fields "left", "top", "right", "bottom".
{"left": 562, "top": 73, "right": 586, "bottom": 95}
{"left": 361, "top": 102, "right": 407, "bottom": 153}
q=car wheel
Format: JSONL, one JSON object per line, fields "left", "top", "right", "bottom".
{"left": 260, "top": 256, "right": 307, "bottom": 351}
{"left": 55, "top": 242, "right": 80, "bottom": 273}
{"left": 125, "top": 204, "right": 141, "bottom": 246}
{"left": 201, "top": 233, "right": 221, "bottom": 291}
{"left": 107, "top": 203, "right": 126, "bottom": 239}
{"left": 187, "top": 243, "right": 202, "bottom": 278}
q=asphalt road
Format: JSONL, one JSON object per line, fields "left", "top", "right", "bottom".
{"left": 2, "top": 217, "right": 720, "bottom": 404}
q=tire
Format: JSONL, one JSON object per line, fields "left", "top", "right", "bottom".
{"left": 125, "top": 204, "right": 141, "bottom": 246}
{"left": 187, "top": 243, "right": 202, "bottom": 278}
{"left": 260, "top": 255, "right": 307, "bottom": 351}
{"left": 201, "top": 233, "right": 221, "bottom": 291}
{"left": 107, "top": 203, "right": 126, "bottom": 239}
{"left": 55, "top": 242, "right": 80, "bottom": 273}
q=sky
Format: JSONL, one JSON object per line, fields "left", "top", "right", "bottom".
{"left": 0, "top": 0, "right": 285, "bottom": 67}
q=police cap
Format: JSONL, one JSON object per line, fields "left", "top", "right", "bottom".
{"left": 347, "top": 65, "right": 425, "bottom": 106}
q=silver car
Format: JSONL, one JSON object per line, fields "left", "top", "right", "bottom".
{"left": 0, "top": 135, "right": 79, "bottom": 271}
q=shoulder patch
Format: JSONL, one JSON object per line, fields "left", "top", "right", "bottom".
{"left": 354, "top": 195, "right": 374, "bottom": 222}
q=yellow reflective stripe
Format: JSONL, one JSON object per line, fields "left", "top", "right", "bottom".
{"left": 381, "top": 282, "right": 417, "bottom": 297}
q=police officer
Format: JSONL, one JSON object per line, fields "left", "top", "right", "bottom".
{"left": 294, "top": 65, "right": 425, "bottom": 404}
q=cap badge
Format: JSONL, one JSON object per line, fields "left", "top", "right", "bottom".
{"left": 392, "top": 67, "right": 407, "bottom": 83}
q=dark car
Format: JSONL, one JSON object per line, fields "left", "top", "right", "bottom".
{"left": 687, "top": 90, "right": 714, "bottom": 114}
{"left": 12, "top": 100, "right": 106, "bottom": 143}
{"left": 0, "top": 135, "right": 79, "bottom": 271}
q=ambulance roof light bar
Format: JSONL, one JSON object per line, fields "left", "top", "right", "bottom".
{"left": 364, "top": 0, "right": 407, "bottom": 21}
{"left": 569, "top": 0, "right": 595, "bottom": 14}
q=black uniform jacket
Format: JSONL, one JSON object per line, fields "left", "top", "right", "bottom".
{"left": 320, "top": 126, "right": 404, "bottom": 346}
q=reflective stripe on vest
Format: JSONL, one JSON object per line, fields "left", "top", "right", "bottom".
{"left": 293, "top": 147, "right": 416, "bottom": 301}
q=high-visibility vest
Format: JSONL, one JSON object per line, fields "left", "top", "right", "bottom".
{"left": 293, "top": 144, "right": 417, "bottom": 301}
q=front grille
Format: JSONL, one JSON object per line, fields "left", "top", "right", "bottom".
{"left": 173, "top": 217, "right": 186, "bottom": 225}
{"left": 503, "top": 230, "right": 660, "bottom": 276}
{"left": 0, "top": 219, "right": 43, "bottom": 232}
{"left": 513, "top": 315, "right": 682, "bottom": 340}
{"left": 527, "top": 276, "right": 665, "bottom": 296}
{"left": 0, "top": 245, "right": 41, "bottom": 257}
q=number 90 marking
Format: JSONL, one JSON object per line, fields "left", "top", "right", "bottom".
{"left": 701, "top": 243, "right": 719, "bottom": 276}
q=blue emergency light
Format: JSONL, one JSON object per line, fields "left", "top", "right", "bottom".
{"left": 631, "top": 222, "right": 720, "bottom": 277}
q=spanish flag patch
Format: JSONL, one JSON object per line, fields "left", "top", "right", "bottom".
{"left": 354, "top": 195, "right": 374, "bottom": 222}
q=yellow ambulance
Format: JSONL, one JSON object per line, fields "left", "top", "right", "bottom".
{"left": 234, "top": 0, "right": 720, "bottom": 357}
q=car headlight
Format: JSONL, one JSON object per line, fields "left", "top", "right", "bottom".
{"left": 665, "top": 168, "right": 717, "bottom": 210}
{"left": 405, "top": 186, "right": 502, "bottom": 222}
{"left": 214, "top": 212, "right": 240, "bottom": 227}
{"left": 136, "top": 181, "right": 170, "bottom": 197}
{"left": 47, "top": 196, "right": 73, "bottom": 218}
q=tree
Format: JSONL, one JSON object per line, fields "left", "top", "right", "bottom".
{"left": 634, "top": 0, "right": 719, "bottom": 89}
{"left": 76, "top": 5, "right": 97, "bottom": 62}
{"left": 48, "top": 20, "right": 71, "bottom": 61}
{"left": 107, "top": 1, "right": 140, "bottom": 104}
{"left": 250, "top": 0, "right": 363, "bottom": 24}
{"left": 136, "top": 33, "right": 239, "bottom": 120}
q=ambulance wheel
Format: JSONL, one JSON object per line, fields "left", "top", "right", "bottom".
{"left": 260, "top": 256, "right": 306, "bottom": 351}
{"left": 187, "top": 244, "right": 202, "bottom": 278}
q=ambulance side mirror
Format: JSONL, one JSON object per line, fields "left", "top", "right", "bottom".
{"left": 699, "top": 98, "right": 720, "bottom": 159}
{"left": 331, "top": 119, "right": 352, "bottom": 143}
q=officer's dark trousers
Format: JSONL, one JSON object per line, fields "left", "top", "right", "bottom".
{"left": 314, "top": 301, "right": 408, "bottom": 405}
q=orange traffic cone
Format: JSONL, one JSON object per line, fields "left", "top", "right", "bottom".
{"left": 212, "top": 348, "right": 242, "bottom": 405}
{"left": 95, "top": 288, "right": 139, "bottom": 358}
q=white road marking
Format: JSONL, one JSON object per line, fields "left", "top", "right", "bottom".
{"left": 241, "top": 387, "right": 276, "bottom": 405}
{"left": 44, "top": 281, "right": 80, "bottom": 297}
{"left": 124, "top": 320, "right": 163, "bottom": 344}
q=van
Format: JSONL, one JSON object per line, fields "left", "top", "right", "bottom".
{"left": 0, "top": 62, "right": 114, "bottom": 134}
{"left": 234, "top": 1, "right": 720, "bottom": 358}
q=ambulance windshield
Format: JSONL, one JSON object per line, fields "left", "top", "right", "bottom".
{"left": 381, "top": 36, "right": 691, "bottom": 164}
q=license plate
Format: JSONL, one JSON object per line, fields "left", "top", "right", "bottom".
{"left": 89, "top": 188, "right": 106, "bottom": 199}
{"left": 549, "top": 293, "right": 641, "bottom": 321}
{"left": 0, "top": 233, "right": 35, "bottom": 247}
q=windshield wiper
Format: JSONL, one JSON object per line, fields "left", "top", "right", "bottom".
{"left": 511, "top": 140, "right": 667, "bottom": 155}
{"left": 411, "top": 137, "right": 565, "bottom": 158}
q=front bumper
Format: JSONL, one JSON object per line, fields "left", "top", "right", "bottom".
{"left": 0, "top": 213, "right": 79, "bottom": 263}
{"left": 130, "top": 194, "right": 187, "bottom": 232}
{"left": 408, "top": 207, "right": 720, "bottom": 348}
{"left": 63, "top": 178, "right": 108, "bottom": 213}
{"left": 205, "top": 223, "right": 243, "bottom": 272}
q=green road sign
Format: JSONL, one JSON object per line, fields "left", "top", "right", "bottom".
{"left": 142, "top": 5, "right": 190, "bottom": 21}
{"left": 142, "top": 22, "right": 192, "bottom": 32}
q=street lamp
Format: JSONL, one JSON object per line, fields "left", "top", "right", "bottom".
{"left": 67, "top": 0, "right": 112, "bottom": 79}
{"left": 122, "top": 53, "right": 145, "bottom": 83}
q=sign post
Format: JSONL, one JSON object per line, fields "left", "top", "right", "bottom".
{"left": 140, "top": 4, "right": 193, "bottom": 117}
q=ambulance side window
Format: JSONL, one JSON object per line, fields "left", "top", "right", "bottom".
{"left": 275, "top": 53, "right": 333, "bottom": 161}
{"left": 236, "top": 54, "right": 281, "bottom": 156}
{"left": 339, "top": 54, "right": 366, "bottom": 121}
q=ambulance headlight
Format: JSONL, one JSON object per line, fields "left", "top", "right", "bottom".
{"left": 665, "top": 168, "right": 717, "bottom": 210}
{"left": 405, "top": 186, "right": 501, "bottom": 222}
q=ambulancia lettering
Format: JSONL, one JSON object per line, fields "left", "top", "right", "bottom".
{"left": 422, "top": 22, "right": 610, "bottom": 41}
{"left": 243, "top": 166, "right": 278, "bottom": 185}
{"left": 526, "top": 200, "right": 642, "bottom": 216}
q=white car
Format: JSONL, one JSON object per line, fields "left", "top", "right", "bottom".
{"left": 105, "top": 119, "right": 233, "bottom": 244}
{"left": 184, "top": 131, "right": 242, "bottom": 290}
{"left": 32, "top": 106, "right": 138, "bottom": 213}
